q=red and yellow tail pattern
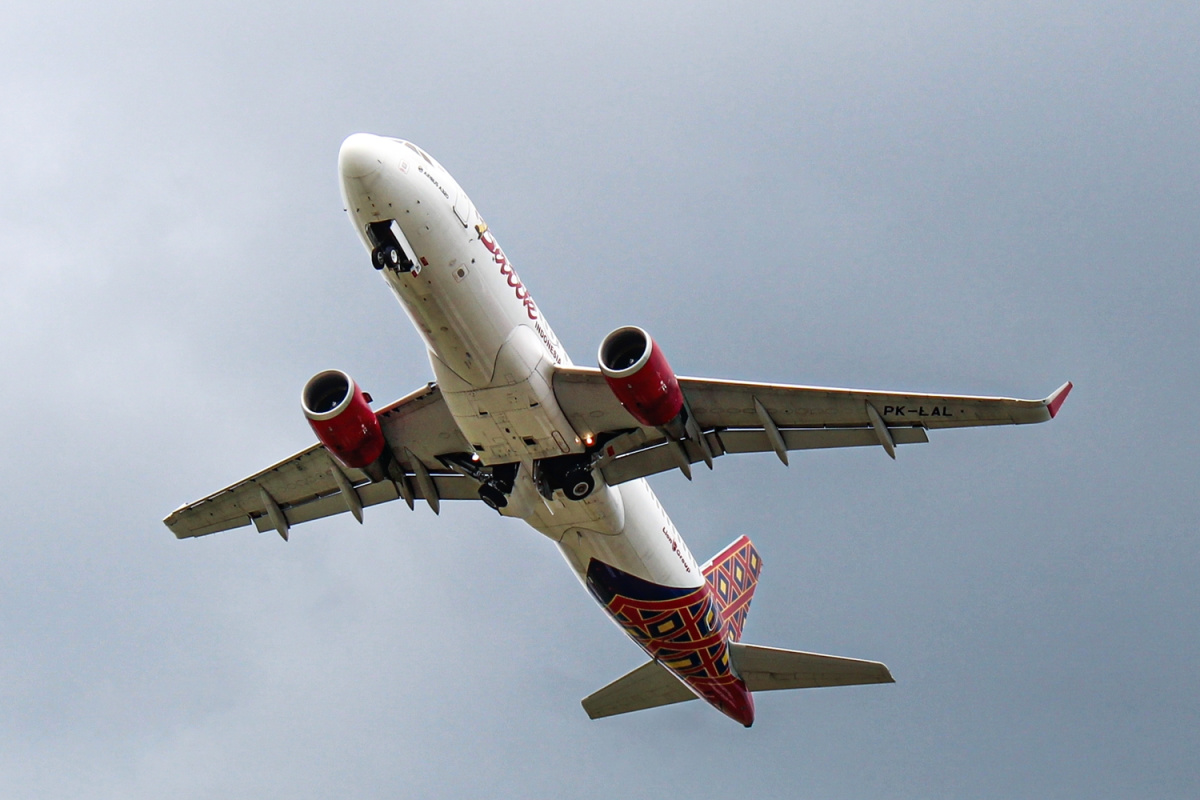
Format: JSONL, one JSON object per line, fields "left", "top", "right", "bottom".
{"left": 702, "top": 536, "right": 762, "bottom": 641}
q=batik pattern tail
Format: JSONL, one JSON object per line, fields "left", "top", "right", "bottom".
{"left": 702, "top": 535, "right": 762, "bottom": 641}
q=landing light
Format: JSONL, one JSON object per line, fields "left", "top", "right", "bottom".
{"left": 471, "top": 453, "right": 480, "bottom": 462}
{"left": 584, "top": 434, "right": 595, "bottom": 447}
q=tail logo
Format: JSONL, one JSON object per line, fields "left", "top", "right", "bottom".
{"left": 703, "top": 536, "right": 762, "bottom": 641}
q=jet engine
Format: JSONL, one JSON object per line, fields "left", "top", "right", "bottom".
{"left": 302, "top": 369, "right": 387, "bottom": 470}
{"left": 598, "top": 326, "right": 684, "bottom": 427}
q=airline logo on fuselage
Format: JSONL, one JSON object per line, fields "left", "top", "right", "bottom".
{"left": 479, "top": 229, "right": 539, "bottom": 321}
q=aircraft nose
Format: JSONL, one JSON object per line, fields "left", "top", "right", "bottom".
{"left": 339, "top": 133, "right": 385, "bottom": 179}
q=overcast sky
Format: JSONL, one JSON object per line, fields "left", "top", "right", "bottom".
{"left": 2, "top": 2, "right": 1198, "bottom": 797}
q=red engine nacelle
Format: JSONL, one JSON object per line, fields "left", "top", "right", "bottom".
{"left": 302, "top": 369, "right": 386, "bottom": 469}
{"left": 598, "top": 326, "right": 684, "bottom": 428}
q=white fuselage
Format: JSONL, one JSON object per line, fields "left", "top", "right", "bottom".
{"left": 338, "top": 134, "right": 701, "bottom": 590}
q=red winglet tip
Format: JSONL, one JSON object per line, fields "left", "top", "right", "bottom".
{"left": 1046, "top": 381, "right": 1073, "bottom": 418}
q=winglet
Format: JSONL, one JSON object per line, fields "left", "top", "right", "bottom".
{"left": 1045, "top": 381, "right": 1073, "bottom": 419}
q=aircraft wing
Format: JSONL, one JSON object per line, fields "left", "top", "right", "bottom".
{"left": 164, "top": 383, "right": 477, "bottom": 539}
{"left": 552, "top": 367, "right": 1072, "bottom": 486}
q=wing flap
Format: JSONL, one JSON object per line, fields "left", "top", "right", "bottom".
{"left": 599, "top": 426, "right": 930, "bottom": 486}
{"left": 247, "top": 473, "right": 476, "bottom": 533}
{"left": 581, "top": 659, "right": 698, "bottom": 720}
{"left": 728, "top": 643, "right": 894, "bottom": 692}
{"left": 723, "top": 426, "right": 929, "bottom": 453}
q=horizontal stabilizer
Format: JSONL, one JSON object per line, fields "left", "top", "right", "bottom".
{"left": 581, "top": 659, "right": 697, "bottom": 719}
{"left": 729, "top": 643, "right": 894, "bottom": 691}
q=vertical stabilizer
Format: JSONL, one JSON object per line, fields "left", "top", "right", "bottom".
{"left": 702, "top": 536, "right": 762, "bottom": 641}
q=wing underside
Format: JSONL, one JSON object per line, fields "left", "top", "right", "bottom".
{"left": 552, "top": 367, "right": 1070, "bottom": 485}
{"left": 165, "top": 369, "right": 1069, "bottom": 538}
{"left": 164, "top": 383, "right": 475, "bottom": 539}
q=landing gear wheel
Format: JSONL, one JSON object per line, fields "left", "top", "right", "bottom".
{"left": 563, "top": 469, "right": 595, "bottom": 501}
{"left": 478, "top": 484, "right": 509, "bottom": 511}
{"left": 372, "top": 243, "right": 401, "bottom": 270}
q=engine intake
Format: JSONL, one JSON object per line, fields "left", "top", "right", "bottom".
{"left": 598, "top": 326, "right": 684, "bottom": 428}
{"left": 302, "top": 369, "right": 386, "bottom": 469}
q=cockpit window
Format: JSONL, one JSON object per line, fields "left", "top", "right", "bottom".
{"left": 400, "top": 140, "right": 434, "bottom": 167}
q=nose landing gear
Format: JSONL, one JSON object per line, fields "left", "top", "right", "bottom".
{"left": 367, "top": 220, "right": 416, "bottom": 274}
{"left": 372, "top": 242, "right": 407, "bottom": 271}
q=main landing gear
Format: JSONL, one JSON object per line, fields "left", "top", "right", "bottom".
{"left": 477, "top": 483, "right": 508, "bottom": 510}
{"left": 472, "top": 457, "right": 596, "bottom": 510}
{"left": 437, "top": 452, "right": 601, "bottom": 512}
{"left": 437, "top": 454, "right": 518, "bottom": 512}
{"left": 562, "top": 466, "right": 595, "bottom": 501}
{"left": 535, "top": 454, "right": 596, "bottom": 502}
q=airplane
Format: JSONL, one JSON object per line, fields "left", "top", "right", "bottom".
{"left": 164, "top": 133, "right": 1072, "bottom": 727}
